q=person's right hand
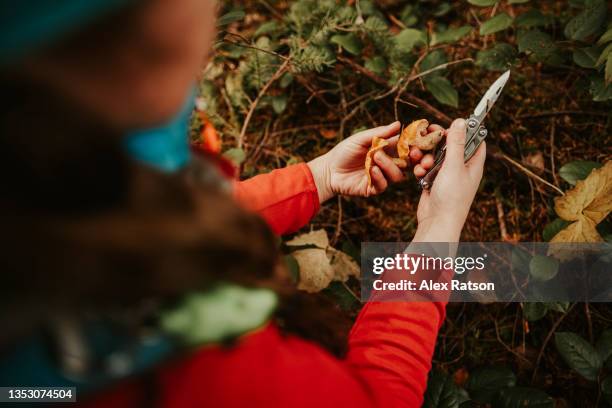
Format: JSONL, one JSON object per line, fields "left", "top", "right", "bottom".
{"left": 413, "top": 119, "right": 486, "bottom": 242}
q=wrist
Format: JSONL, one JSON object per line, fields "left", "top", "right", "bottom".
{"left": 307, "top": 153, "right": 334, "bottom": 204}
{"left": 414, "top": 215, "right": 464, "bottom": 242}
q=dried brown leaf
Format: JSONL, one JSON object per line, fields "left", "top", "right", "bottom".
{"left": 554, "top": 160, "right": 612, "bottom": 225}
{"left": 286, "top": 229, "right": 329, "bottom": 249}
{"left": 292, "top": 248, "right": 334, "bottom": 293}
{"left": 327, "top": 248, "right": 360, "bottom": 281}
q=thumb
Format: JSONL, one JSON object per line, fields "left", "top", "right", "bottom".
{"left": 445, "top": 119, "right": 466, "bottom": 168}
{"left": 352, "top": 121, "right": 401, "bottom": 146}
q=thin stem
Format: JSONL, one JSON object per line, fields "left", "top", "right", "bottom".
{"left": 238, "top": 58, "right": 291, "bottom": 149}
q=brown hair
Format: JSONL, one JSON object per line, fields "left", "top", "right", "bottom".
{"left": 0, "top": 74, "right": 350, "bottom": 358}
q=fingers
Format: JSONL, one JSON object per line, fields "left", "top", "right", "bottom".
{"left": 466, "top": 141, "right": 486, "bottom": 180}
{"left": 369, "top": 165, "right": 388, "bottom": 194}
{"left": 445, "top": 119, "right": 467, "bottom": 169}
{"left": 428, "top": 124, "right": 445, "bottom": 133}
{"left": 374, "top": 151, "right": 404, "bottom": 182}
{"left": 413, "top": 154, "right": 434, "bottom": 177}
{"left": 352, "top": 121, "right": 401, "bottom": 147}
{"left": 409, "top": 146, "right": 423, "bottom": 164}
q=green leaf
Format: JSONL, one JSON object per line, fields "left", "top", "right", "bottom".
{"left": 602, "top": 377, "right": 612, "bottom": 405}
{"left": 479, "top": 13, "right": 514, "bottom": 35}
{"left": 222, "top": 147, "right": 246, "bottom": 165}
{"left": 493, "top": 387, "right": 554, "bottom": 408}
{"left": 217, "top": 10, "right": 245, "bottom": 26}
{"left": 517, "top": 29, "right": 554, "bottom": 57}
{"left": 330, "top": 33, "right": 363, "bottom": 55}
{"left": 573, "top": 46, "right": 602, "bottom": 68}
{"left": 555, "top": 332, "right": 602, "bottom": 381}
{"left": 516, "top": 10, "right": 554, "bottom": 28}
{"left": 564, "top": 0, "right": 607, "bottom": 41}
{"left": 468, "top": 0, "right": 498, "bottom": 6}
{"left": 559, "top": 161, "right": 602, "bottom": 185}
{"left": 523, "top": 303, "right": 548, "bottom": 321}
{"left": 596, "top": 329, "right": 612, "bottom": 363}
{"left": 529, "top": 255, "right": 559, "bottom": 282}
{"left": 433, "top": 3, "right": 453, "bottom": 17}
{"left": 512, "top": 246, "right": 532, "bottom": 275}
{"left": 596, "top": 43, "right": 612, "bottom": 66}
{"left": 395, "top": 28, "right": 427, "bottom": 52}
{"left": 279, "top": 72, "right": 294, "bottom": 88}
{"left": 599, "top": 28, "right": 612, "bottom": 45}
{"left": 271, "top": 95, "right": 288, "bottom": 114}
{"left": 421, "top": 50, "right": 448, "bottom": 73}
{"left": 254, "top": 21, "right": 280, "bottom": 37}
{"left": 546, "top": 301, "right": 570, "bottom": 313}
{"left": 590, "top": 75, "right": 612, "bottom": 101}
{"left": 466, "top": 366, "right": 517, "bottom": 403}
{"left": 606, "top": 53, "right": 612, "bottom": 85}
{"left": 283, "top": 254, "right": 299, "bottom": 283}
{"left": 423, "top": 371, "right": 461, "bottom": 408}
{"left": 364, "top": 56, "right": 387, "bottom": 74}
{"left": 543, "top": 218, "right": 571, "bottom": 241}
{"left": 431, "top": 26, "right": 473, "bottom": 45}
{"left": 476, "top": 43, "right": 517, "bottom": 71}
{"left": 425, "top": 76, "right": 458, "bottom": 108}
{"left": 517, "top": 29, "right": 564, "bottom": 64}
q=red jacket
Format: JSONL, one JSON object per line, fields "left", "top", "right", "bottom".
{"left": 84, "top": 163, "right": 446, "bottom": 407}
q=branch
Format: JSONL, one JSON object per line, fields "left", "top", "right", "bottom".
{"left": 238, "top": 58, "right": 291, "bottom": 149}
{"left": 337, "top": 55, "right": 453, "bottom": 125}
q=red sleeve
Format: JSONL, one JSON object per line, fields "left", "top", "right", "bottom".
{"left": 345, "top": 301, "right": 447, "bottom": 407}
{"left": 233, "top": 163, "right": 320, "bottom": 235}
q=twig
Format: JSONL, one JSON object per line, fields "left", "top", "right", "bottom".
{"left": 586, "top": 302, "right": 593, "bottom": 343}
{"left": 531, "top": 303, "right": 576, "bottom": 384}
{"left": 500, "top": 154, "right": 565, "bottom": 195}
{"left": 495, "top": 193, "right": 510, "bottom": 241}
{"left": 331, "top": 196, "right": 343, "bottom": 246}
{"left": 341, "top": 281, "right": 360, "bottom": 301}
{"left": 549, "top": 119, "right": 559, "bottom": 186}
{"left": 221, "top": 38, "right": 289, "bottom": 60}
{"left": 238, "top": 58, "right": 290, "bottom": 148}
{"left": 518, "top": 110, "right": 611, "bottom": 119}
{"left": 257, "top": 0, "right": 284, "bottom": 20}
{"left": 336, "top": 55, "right": 454, "bottom": 125}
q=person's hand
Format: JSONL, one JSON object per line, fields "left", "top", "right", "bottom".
{"left": 307, "top": 121, "right": 435, "bottom": 203}
{"left": 413, "top": 119, "right": 486, "bottom": 242}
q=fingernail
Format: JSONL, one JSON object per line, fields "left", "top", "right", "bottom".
{"left": 452, "top": 119, "right": 466, "bottom": 130}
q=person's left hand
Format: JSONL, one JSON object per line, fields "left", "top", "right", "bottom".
{"left": 308, "top": 121, "right": 436, "bottom": 203}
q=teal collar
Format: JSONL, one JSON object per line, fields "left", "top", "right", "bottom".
{"left": 123, "top": 89, "right": 195, "bottom": 173}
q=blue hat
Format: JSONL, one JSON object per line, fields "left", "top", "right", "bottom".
{"left": 0, "top": 0, "right": 132, "bottom": 65}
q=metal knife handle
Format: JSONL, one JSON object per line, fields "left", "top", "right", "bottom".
{"left": 418, "top": 116, "right": 488, "bottom": 190}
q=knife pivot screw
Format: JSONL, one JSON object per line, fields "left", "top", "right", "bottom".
{"left": 478, "top": 128, "right": 487, "bottom": 137}
{"left": 467, "top": 119, "right": 478, "bottom": 128}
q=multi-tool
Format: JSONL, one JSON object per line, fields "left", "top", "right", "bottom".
{"left": 417, "top": 70, "right": 510, "bottom": 190}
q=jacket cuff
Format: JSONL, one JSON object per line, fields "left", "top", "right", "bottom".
{"left": 233, "top": 163, "right": 320, "bottom": 235}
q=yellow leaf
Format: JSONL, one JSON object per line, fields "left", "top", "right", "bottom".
{"left": 554, "top": 160, "right": 612, "bottom": 223}
{"left": 292, "top": 248, "right": 334, "bottom": 293}
{"left": 327, "top": 248, "right": 360, "bottom": 281}
{"left": 286, "top": 229, "right": 329, "bottom": 249}
{"left": 550, "top": 216, "right": 603, "bottom": 244}
{"left": 287, "top": 230, "right": 360, "bottom": 292}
